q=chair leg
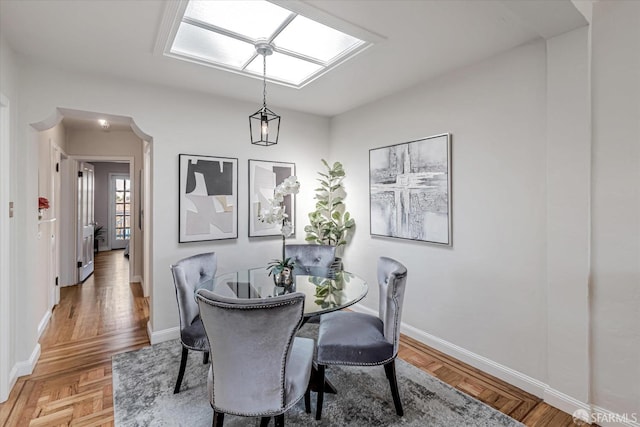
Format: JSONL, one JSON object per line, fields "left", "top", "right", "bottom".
{"left": 384, "top": 360, "right": 403, "bottom": 416}
{"left": 260, "top": 417, "right": 271, "bottom": 427}
{"left": 274, "top": 414, "right": 284, "bottom": 427}
{"left": 174, "top": 347, "right": 188, "bottom": 394}
{"left": 304, "top": 386, "right": 311, "bottom": 413}
{"left": 203, "top": 351, "right": 209, "bottom": 364}
{"left": 315, "top": 364, "right": 325, "bottom": 420}
{"left": 212, "top": 410, "right": 224, "bottom": 427}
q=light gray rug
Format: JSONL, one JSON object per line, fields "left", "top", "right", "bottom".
{"left": 113, "top": 325, "right": 523, "bottom": 426}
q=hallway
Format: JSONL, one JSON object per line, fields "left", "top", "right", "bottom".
{"left": 0, "top": 250, "right": 149, "bottom": 426}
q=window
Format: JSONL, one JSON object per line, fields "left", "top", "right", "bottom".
{"left": 114, "top": 177, "right": 131, "bottom": 241}
{"left": 163, "top": 0, "right": 372, "bottom": 88}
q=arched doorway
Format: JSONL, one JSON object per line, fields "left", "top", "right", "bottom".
{"left": 31, "top": 107, "right": 153, "bottom": 330}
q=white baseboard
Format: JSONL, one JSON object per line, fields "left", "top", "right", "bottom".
{"left": 148, "top": 322, "right": 179, "bottom": 345}
{"left": 12, "top": 343, "right": 41, "bottom": 379}
{"left": 589, "top": 405, "right": 640, "bottom": 427}
{"left": 37, "top": 310, "right": 52, "bottom": 340}
{"left": 3, "top": 318, "right": 47, "bottom": 401}
{"left": 132, "top": 275, "right": 142, "bottom": 284}
{"left": 351, "top": 303, "right": 588, "bottom": 411}
{"left": 2, "top": 365, "right": 18, "bottom": 403}
{"left": 544, "top": 388, "right": 591, "bottom": 421}
{"left": 4, "top": 348, "right": 37, "bottom": 403}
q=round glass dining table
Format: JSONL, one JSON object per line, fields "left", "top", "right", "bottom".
{"left": 196, "top": 267, "right": 368, "bottom": 319}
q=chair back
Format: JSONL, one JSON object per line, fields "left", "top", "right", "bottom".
{"left": 170, "top": 252, "right": 217, "bottom": 335}
{"left": 196, "top": 290, "right": 306, "bottom": 415}
{"left": 284, "top": 244, "right": 336, "bottom": 274}
{"left": 377, "top": 257, "right": 408, "bottom": 356}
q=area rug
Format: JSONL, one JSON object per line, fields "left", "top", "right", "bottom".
{"left": 113, "top": 325, "right": 523, "bottom": 426}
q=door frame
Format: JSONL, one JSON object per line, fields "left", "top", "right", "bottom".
{"left": 50, "top": 143, "right": 62, "bottom": 306}
{"left": 70, "top": 155, "right": 135, "bottom": 284}
{"left": 0, "top": 93, "right": 12, "bottom": 402}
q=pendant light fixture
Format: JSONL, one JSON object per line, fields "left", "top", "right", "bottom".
{"left": 249, "top": 42, "right": 280, "bottom": 146}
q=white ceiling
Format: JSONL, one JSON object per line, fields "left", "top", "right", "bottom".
{"left": 0, "top": 0, "right": 587, "bottom": 117}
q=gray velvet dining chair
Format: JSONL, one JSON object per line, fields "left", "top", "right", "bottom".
{"left": 284, "top": 244, "right": 336, "bottom": 275}
{"left": 195, "top": 289, "right": 314, "bottom": 427}
{"left": 170, "top": 252, "right": 217, "bottom": 394}
{"left": 314, "top": 256, "right": 408, "bottom": 420}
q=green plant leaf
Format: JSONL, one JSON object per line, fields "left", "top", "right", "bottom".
{"left": 305, "top": 158, "right": 356, "bottom": 247}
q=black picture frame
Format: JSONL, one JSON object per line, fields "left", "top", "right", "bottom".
{"left": 179, "top": 154, "right": 238, "bottom": 242}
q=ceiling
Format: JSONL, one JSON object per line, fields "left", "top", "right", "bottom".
{"left": 62, "top": 117, "right": 133, "bottom": 132}
{"left": 0, "top": 0, "right": 587, "bottom": 117}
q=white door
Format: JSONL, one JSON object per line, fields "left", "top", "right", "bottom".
{"left": 110, "top": 174, "right": 131, "bottom": 250}
{"left": 78, "top": 162, "right": 95, "bottom": 282}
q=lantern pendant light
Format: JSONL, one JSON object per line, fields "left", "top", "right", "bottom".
{"left": 249, "top": 42, "right": 280, "bottom": 146}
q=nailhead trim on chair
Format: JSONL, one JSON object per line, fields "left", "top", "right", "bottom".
{"left": 196, "top": 292, "right": 307, "bottom": 417}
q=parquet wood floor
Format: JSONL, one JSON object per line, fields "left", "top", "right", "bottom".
{"left": 0, "top": 250, "right": 148, "bottom": 427}
{"left": 1, "top": 250, "right": 579, "bottom": 426}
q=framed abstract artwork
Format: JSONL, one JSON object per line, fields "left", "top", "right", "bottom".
{"left": 179, "top": 154, "right": 238, "bottom": 242}
{"left": 369, "top": 133, "right": 452, "bottom": 245}
{"left": 248, "top": 160, "right": 295, "bottom": 237}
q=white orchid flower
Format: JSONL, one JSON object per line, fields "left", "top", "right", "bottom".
{"left": 281, "top": 220, "right": 293, "bottom": 237}
{"left": 257, "top": 176, "right": 298, "bottom": 239}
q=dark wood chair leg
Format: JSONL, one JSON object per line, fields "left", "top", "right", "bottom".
{"left": 212, "top": 410, "right": 224, "bottom": 427}
{"left": 274, "top": 414, "right": 284, "bottom": 427}
{"left": 260, "top": 417, "right": 271, "bottom": 427}
{"left": 174, "top": 347, "right": 188, "bottom": 394}
{"left": 203, "top": 351, "right": 209, "bottom": 364}
{"left": 384, "top": 360, "right": 403, "bottom": 416}
{"left": 315, "top": 364, "right": 325, "bottom": 420}
{"left": 304, "top": 386, "right": 311, "bottom": 413}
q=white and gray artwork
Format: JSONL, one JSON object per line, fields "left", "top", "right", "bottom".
{"left": 369, "top": 133, "right": 451, "bottom": 245}
{"left": 249, "top": 160, "right": 295, "bottom": 237}
{"left": 179, "top": 154, "right": 238, "bottom": 242}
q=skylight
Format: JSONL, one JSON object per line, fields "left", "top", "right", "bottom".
{"left": 165, "top": 0, "right": 371, "bottom": 88}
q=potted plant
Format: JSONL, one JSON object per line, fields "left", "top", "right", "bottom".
{"left": 259, "top": 176, "right": 300, "bottom": 286}
{"left": 304, "top": 160, "right": 355, "bottom": 267}
{"left": 94, "top": 225, "right": 106, "bottom": 253}
{"left": 266, "top": 257, "right": 295, "bottom": 287}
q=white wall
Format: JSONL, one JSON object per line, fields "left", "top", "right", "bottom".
{"left": 591, "top": 0, "right": 640, "bottom": 419}
{"left": 330, "top": 3, "right": 640, "bottom": 420}
{"left": 330, "top": 40, "right": 548, "bottom": 381}
{"left": 0, "top": 33, "right": 19, "bottom": 402}
{"left": 545, "top": 26, "right": 590, "bottom": 409}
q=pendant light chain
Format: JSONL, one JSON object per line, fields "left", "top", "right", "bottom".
{"left": 262, "top": 53, "right": 267, "bottom": 111}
